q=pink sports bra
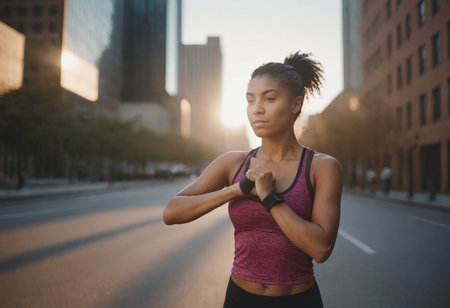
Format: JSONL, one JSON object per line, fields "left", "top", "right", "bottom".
{"left": 228, "top": 146, "right": 316, "bottom": 285}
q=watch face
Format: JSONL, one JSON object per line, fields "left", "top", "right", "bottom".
{"left": 274, "top": 193, "right": 284, "bottom": 202}
{"left": 262, "top": 192, "right": 285, "bottom": 212}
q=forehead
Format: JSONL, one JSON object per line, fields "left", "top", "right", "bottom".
{"left": 247, "top": 74, "right": 284, "bottom": 94}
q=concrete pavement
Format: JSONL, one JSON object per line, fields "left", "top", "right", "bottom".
{"left": 345, "top": 187, "right": 450, "bottom": 212}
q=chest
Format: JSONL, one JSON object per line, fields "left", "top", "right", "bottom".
{"left": 248, "top": 158, "right": 301, "bottom": 193}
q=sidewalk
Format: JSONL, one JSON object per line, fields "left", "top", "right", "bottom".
{"left": 345, "top": 186, "right": 450, "bottom": 212}
{"left": 0, "top": 179, "right": 175, "bottom": 202}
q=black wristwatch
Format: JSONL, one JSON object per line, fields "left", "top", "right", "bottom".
{"left": 261, "top": 192, "right": 285, "bottom": 212}
{"left": 239, "top": 175, "right": 255, "bottom": 194}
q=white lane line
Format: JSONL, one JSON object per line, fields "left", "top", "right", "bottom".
{"left": 338, "top": 229, "right": 376, "bottom": 255}
{"left": 416, "top": 218, "right": 450, "bottom": 230}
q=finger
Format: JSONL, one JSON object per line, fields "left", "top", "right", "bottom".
{"left": 245, "top": 170, "right": 257, "bottom": 182}
{"left": 252, "top": 166, "right": 270, "bottom": 177}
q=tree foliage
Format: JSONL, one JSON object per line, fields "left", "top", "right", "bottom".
{"left": 0, "top": 88, "right": 217, "bottom": 186}
{"left": 301, "top": 96, "right": 398, "bottom": 185}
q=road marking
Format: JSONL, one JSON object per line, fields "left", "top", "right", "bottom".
{"left": 416, "top": 218, "right": 450, "bottom": 230}
{"left": 338, "top": 229, "right": 376, "bottom": 255}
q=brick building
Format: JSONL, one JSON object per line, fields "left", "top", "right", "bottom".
{"left": 361, "top": 0, "right": 450, "bottom": 193}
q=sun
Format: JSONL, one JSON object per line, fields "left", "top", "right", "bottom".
{"left": 221, "top": 106, "right": 246, "bottom": 127}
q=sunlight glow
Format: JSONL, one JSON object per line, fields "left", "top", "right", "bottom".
{"left": 60, "top": 50, "right": 98, "bottom": 102}
{"left": 221, "top": 103, "right": 246, "bottom": 127}
{"left": 180, "top": 99, "right": 191, "bottom": 138}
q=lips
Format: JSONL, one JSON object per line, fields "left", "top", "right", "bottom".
{"left": 253, "top": 120, "right": 268, "bottom": 125}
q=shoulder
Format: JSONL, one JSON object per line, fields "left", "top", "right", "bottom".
{"left": 212, "top": 150, "right": 249, "bottom": 167}
{"left": 209, "top": 150, "right": 252, "bottom": 183}
{"left": 311, "top": 152, "right": 342, "bottom": 171}
{"left": 310, "top": 152, "right": 343, "bottom": 187}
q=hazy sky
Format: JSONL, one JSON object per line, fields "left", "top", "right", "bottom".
{"left": 182, "top": 0, "right": 343, "bottom": 147}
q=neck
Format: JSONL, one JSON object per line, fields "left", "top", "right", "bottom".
{"left": 258, "top": 129, "right": 302, "bottom": 162}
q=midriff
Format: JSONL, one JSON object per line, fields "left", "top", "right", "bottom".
{"left": 231, "top": 273, "right": 316, "bottom": 297}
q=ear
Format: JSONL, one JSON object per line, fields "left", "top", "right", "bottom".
{"left": 291, "top": 96, "right": 303, "bottom": 115}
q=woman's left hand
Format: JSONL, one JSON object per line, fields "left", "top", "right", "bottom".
{"left": 245, "top": 164, "right": 276, "bottom": 200}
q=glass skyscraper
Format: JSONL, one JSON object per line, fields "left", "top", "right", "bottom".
{"left": 0, "top": 0, "right": 181, "bottom": 107}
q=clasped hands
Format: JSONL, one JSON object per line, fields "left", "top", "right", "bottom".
{"left": 239, "top": 163, "right": 275, "bottom": 201}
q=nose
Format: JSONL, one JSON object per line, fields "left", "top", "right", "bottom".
{"left": 253, "top": 99, "right": 265, "bottom": 115}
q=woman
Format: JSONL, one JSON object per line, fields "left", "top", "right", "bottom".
{"left": 163, "top": 52, "right": 342, "bottom": 308}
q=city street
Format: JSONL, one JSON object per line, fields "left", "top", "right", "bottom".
{"left": 0, "top": 177, "right": 449, "bottom": 308}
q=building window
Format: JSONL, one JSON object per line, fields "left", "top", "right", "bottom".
{"left": 448, "top": 78, "right": 450, "bottom": 115}
{"left": 431, "top": 33, "right": 440, "bottom": 67}
{"left": 447, "top": 20, "right": 450, "bottom": 59}
{"left": 397, "top": 65, "right": 403, "bottom": 89}
{"left": 406, "top": 102, "right": 412, "bottom": 129}
{"left": 397, "top": 107, "right": 402, "bottom": 131}
{"left": 418, "top": 0, "right": 425, "bottom": 27}
{"left": 31, "top": 22, "right": 43, "bottom": 33}
{"left": 386, "top": 0, "right": 392, "bottom": 19}
{"left": 49, "top": 4, "right": 58, "bottom": 16}
{"left": 387, "top": 74, "right": 393, "bottom": 95}
{"left": 48, "top": 22, "right": 57, "bottom": 33}
{"left": 419, "top": 93, "right": 427, "bottom": 125}
{"left": 0, "top": 6, "right": 12, "bottom": 17}
{"left": 17, "top": 6, "right": 27, "bottom": 16}
{"left": 397, "top": 23, "right": 402, "bottom": 48}
{"left": 387, "top": 34, "right": 392, "bottom": 58}
{"left": 419, "top": 44, "right": 426, "bottom": 74}
{"left": 432, "top": 87, "right": 441, "bottom": 121}
{"left": 432, "top": 0, "right": 440, "bottom": 15}
{"left": 406, "top": 14, "right": 411, "bottom": 40}
{"left": 33, "top": 5, "right": 43, "bottom": 17}
{"left": 406, "top": 56, "right": 412, "bottom": 84}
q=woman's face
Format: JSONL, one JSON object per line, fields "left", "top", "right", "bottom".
{"left": 246, "top": 74, "right": 302, "bottom": 138}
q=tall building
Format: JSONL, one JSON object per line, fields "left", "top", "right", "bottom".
{"left": 0, "top": 0, "right": 182, "bottom": 113}
{"left": 343, "top": 0, "right": 362, "bottom": 91}
{"left": 361, "top": 0, "right": 450, "bottom": 193}
{"left": 122, "top": 0, "right": 181, "bottom": 102}
{"left": 0, "top": 20, "right": 24, "bottom": 94}
{"left": 180, "top": 36, "right": 224, "bottom": 151}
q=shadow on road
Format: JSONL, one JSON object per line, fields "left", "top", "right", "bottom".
{"left": 105, "top": 217, "right": 231, "bottom": 308}
{"left": 0, "top": 217, "right": 162, "bottom": 273}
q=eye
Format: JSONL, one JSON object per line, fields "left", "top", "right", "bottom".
{"left": 247, "top": 98, "right": 254, "bottom": 104}
{"left": 265, "top": 97, "right": 276, "bottom": 102}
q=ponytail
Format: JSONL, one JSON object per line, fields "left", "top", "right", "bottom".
{"left": 283, "top": 52, "right": 324, "bottom": 100}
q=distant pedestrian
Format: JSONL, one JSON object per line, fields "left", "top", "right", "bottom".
{"left": 380, "top": 166, "right": 392, "bottom": 195}
{"left": 366, "top": 169, "right": 376, "bottom": 193}
{"left": 163, "top": 52, "right": 342, "bottom": 307}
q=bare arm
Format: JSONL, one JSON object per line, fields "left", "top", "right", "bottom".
{"left": 163, "top": 151, "right": 246, "bottom": 225}
{"left": 247, "top": 154, "right": 342, "bottom": 263}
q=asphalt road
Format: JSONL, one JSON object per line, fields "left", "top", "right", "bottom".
{"left": 0, "top": 177, "right": 449, "bottom": 307}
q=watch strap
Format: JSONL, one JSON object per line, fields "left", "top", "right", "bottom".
{"left": 239, "top": 175, "right": 255, "bottom": 194}
{"left": 261, "top": 192, "right": 284, "bottom": 212}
